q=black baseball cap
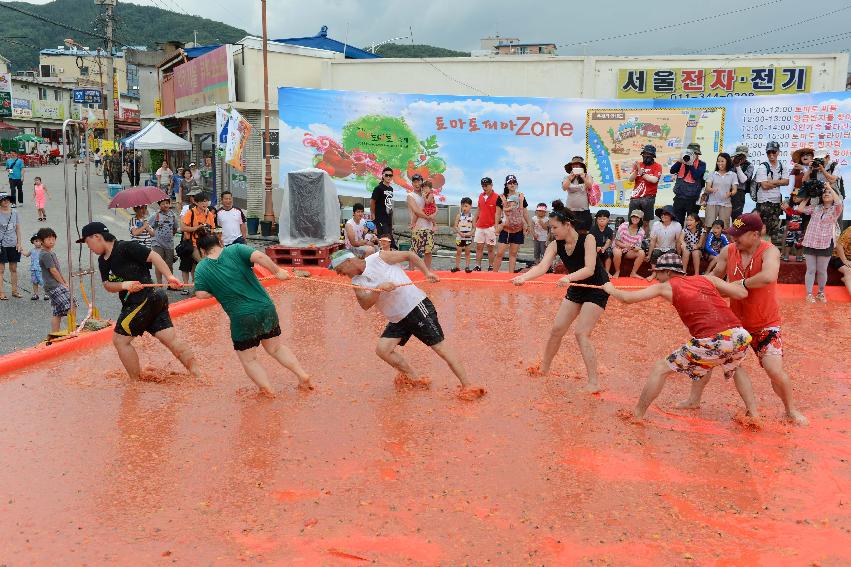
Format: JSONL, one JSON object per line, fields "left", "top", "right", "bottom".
{"left": 480, "top": 177, "right": 492, "bottom": 185}
{"left": 411, "top": 173, "right": 423, "bottom": 182}
{"left": 76, "top": 221, "right": 111, "bottom": 243}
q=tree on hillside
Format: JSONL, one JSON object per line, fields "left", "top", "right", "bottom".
{"left": 370, "top": 43, "right": 470, "bottom": 58}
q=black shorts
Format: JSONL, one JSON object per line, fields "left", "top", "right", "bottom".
{"left": 233, "top": 324, "right": 282, "bottom": 351}
{"left": 566, "top": 286, "right": 609, "bottom": 309}
{"left": 178, "top": 251, "right": 196, "bottom": 273}
{"left": 115, "top": 289, "right": 174, "bottom": 337}
{"left": 498, "top": 230, "right": 525, "bottom": 245}
{"left": 380, "top": 298, "right": 444, "bottom": 347}
{"left": 0, "top": 246, "right": 21, "bottom": 264}
{"left": 628, "top": 196, "right": 656, "bottom": 222}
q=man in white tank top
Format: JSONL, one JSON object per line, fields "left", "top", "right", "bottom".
{"left": 330, "top": 249, "right": 485, "bottom": 400}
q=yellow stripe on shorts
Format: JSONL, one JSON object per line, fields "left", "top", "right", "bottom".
{"left": 120, "top": 298, "right": 148, "bottom": 335}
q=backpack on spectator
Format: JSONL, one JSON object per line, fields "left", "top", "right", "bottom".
{"left": 754, "top": 161, "right": 784, "bottom": 201}
{"left": 827, "top": 162, "right": 845, "bottom": 198}
{"left": 738, "top": 160, "right": 755, "bottom": 201}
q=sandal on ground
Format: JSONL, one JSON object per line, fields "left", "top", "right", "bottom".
{"left": 31, "top": 294, "right": 38, "bottom": 300}
{"left": 0, "top": 294, "right": 7, "bottom": 300}
{"left": 43, "top": 295, "right": 49, "bottom": 301}
{"left": 181, "top": 289, "right": 190, "bottom": 295}
{"left": 10, "top": 291, "right": 22, "bottom": 298}
{"left": 465, "top": 267, "right": 472, "bottom": 273}
{"left": 473, "top": 265, "right": 481, "bottom": 271}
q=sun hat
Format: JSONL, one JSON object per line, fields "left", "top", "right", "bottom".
{"left": 734, "top": 144, "right": 749, "bottom": 157}
{"left": 655, "top": 205, "right": 675, "bottom": 219}
{"left": 653, "top": 252, "right": 685, "bottom": 274}
{"left": 686, "top": 143, "right": 701, "bottom": 155}
{"left": 640, "top": 144, "right": 657, "bottom": 157}
{"left": 536, "top": 204, "right": 548, "bottom": 212}
{"left": 629, "top": 209, "right": 644, "bottom": 220}
{"left": 505, "top": 174, "right": 518, "bottom": 184}
{"left": 791, "top": 147, "right": 815, "bottom": 164}
{"left": 329, "top": 249, "right": 357, "bottom": 270}
{"left": 726, "top": 213, "right": 764, "bottom": 237}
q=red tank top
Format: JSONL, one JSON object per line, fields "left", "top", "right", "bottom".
{"left": 669, "top": 276, "right": 742, "bottom": 338}
{"left": 725, "top": 241, "right": 781, "bottom": 332}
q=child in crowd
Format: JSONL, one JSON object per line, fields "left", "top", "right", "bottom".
{"left": 378, "top": 234, "right": 393, "bottom": 252}
{"left": 453, "top": 197, "right": 474, "bottom": 273}
{"left": 422, "top": 181, "right": 437, "bottom": 217}
{"left": 781, "top": 199, "right": 804, "bottom": 262}
{"left": 532, "top": 203, "right": 551, "bottom": 265}
{"left": 703, "top": 220, "right": 729, "bottom": 275}
{"left": 32, "top": 177, "right": 49, "bottom": 222}
{"left": 364, "top": 221, "right": 377, "bottom": 246}
{"left": 679, "top": 212, "right": 706, "bottom": 275}
{"left": 589, "top": 209, "right": 613, "bottom": 273}
{"left": 37, "top": 227, "right": 76, "bottom": 333}
{"left": 21, "top": 232, "right": 48, "bottom": 300}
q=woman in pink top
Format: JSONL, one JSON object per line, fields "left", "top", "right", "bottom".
{"left": 797, "top": 183, "right": 843, "bottom": 303}
{"left": 611, "top": 210, "right": 646, "bottom": 278}
{"left": 32, "top": 176, "right": 49, "bottom": 222}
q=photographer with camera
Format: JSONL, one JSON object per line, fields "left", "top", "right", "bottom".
{"left": 796, "top": 182, "right": 843, "bottom": 303}
{"left": 670, "top": 143, "right": 706, "bottom": 225}
{"left": 732, "top": 145, "right": 754, "bottom": 220}
{"left": 628, "top": 145, "right": 662, "bottom": 234}
{"left": 803, "top": 152, "right": 842, "bottom": 196}
{"left": 178, "top": 192, "right": 217, "bottom": 295}
{"left": 753, "top": 141, "right": 790, "bottom": 246}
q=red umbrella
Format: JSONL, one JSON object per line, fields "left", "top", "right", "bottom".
{"left": 0, "top": 121, "right": 18, "bottom": 131}
{"left": 108, "top": 186, "right": 170, "bottom": 209}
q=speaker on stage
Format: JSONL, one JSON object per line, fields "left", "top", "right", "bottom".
{"left": 278, "top": 168, "right": 341, "bottom": 246}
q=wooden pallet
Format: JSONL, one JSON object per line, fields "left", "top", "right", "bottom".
{"left": 265, "top": 243, "right": 344, "bottom": 267}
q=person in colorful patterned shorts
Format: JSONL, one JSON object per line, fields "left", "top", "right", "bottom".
{"left": 603, "top": 252, "right": 757, "bottom": 420}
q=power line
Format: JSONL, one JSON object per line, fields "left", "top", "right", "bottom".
{"left": 556, "top": 0, "right": 781, "bottom": 49}
{"left": 717, "top": 31, "right": 851, "bottom": 65}
{"left": 408, "top": 26, "right": 489, "bottom": 96}
{"left": 0, "top": 2, "right": 131, "bottom": 49}
{"left": 687, "top": 3, "right": 851, "bottom": 55}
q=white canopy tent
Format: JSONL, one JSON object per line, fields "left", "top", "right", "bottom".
{"left": 123, "top": 121, "right": 191, "bottom": 150}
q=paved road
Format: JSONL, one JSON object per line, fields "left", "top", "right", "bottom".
{"left": 0, "top": 163, "right": 177, "bottom": 354}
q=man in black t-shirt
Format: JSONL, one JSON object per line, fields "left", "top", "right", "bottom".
{"left": 77, "top": 222, "right": 200, "bottom": 381}
{"left": 370, "top": 166, "right": 395, "bottom": 249}
{"left": 589, "top": 209, "right": 614, "bottom": 273}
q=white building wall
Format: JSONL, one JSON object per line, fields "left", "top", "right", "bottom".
{"left": 322, "top": 53, "right": 849, "bottom": 98}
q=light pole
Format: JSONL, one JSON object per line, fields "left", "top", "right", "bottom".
{"left": 370, "top": 35, "right": 410, "bottom": 54}
{"left": 261, "top": 0, "right": 275, "bottom": 224}
{"left": 94, "top": 0, "right": 116, "bottom": 143}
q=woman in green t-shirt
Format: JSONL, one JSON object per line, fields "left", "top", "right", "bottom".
{"left": 193, "top": 232, "right": 313, "bottom": 396}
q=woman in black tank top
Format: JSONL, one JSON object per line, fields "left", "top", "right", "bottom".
{"left": 511, "top": 201, "right": 609, "bottom": 392}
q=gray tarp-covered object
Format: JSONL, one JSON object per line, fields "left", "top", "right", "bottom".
{"left": 277, "top": 168, "right": 341, "bottom": 246}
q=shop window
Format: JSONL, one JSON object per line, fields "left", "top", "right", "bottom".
{"left": 54, "top": 90, "right": 63, "bottom": 101}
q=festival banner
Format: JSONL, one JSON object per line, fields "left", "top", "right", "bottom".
{"left": 173, "top": 45, "right": 236, "bottom": 114}
{"left": 225, "top": 108, "right": 251, "bottom": 171}
{"left": 0, "top": 73, "right": 12, "bottom": 118}
{"left": 278, "top": 87, "right": 851, "bottom": 219}
{"left": 215, "top": 105, "right": 230, "bottom": 156}
{"left": 617, "top": 66, "right": 811, "bottom": 99}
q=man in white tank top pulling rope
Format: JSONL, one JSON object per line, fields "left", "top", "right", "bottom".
{"left": 330, "top": 249, "right": 486, "bottom": 400}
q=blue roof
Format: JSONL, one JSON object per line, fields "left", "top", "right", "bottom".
{"left": 184, "top": 45, "right": 222, "bottom": 59}
{"left": 274, "top": 26, "right": 379, "bottom": 59}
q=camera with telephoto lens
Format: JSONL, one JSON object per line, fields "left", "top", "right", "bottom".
{"left": 811, "top": 157, "right": 825, "bottom": 170}
{"left": 682, "top": 150, "right": 696, "bottom": 163}
{"left": 798, "top": 178, "right": 825, "bottom": 201}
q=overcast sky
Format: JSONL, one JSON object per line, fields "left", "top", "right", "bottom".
{"left": 28, "top": 0, "right": 851, "bottom": 63}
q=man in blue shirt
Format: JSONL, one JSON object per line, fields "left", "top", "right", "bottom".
{"left": 5, "top": 152, "right": 24, "bottom": 207}
{"left": 670, "top": 143, "right": 706, "bottom": 226}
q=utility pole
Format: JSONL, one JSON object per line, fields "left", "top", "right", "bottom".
{"left": 96, "top": 0, "right": 116, "bottom": 143}
{"left": 261, "top": 0, "right": 274, "bottom": 224}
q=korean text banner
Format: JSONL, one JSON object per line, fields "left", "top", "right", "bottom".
{"left": 278, "top": 87, "right": 851, "bottom": 218}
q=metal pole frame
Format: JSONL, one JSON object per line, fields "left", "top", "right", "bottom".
{"left": 61, "top": 119, "right": 98, "bottom": 328}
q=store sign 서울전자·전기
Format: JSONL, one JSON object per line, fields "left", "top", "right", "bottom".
{"left": 618, "top": 66, "right": 811, "bottom": 99}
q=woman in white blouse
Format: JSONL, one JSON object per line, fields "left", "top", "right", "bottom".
{"left": 703, "top": 153, "right": 738, "bottom": 229}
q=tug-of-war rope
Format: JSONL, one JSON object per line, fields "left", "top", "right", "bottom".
{"left": 138, "top": 272, "right": 650, "bottom": 292}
